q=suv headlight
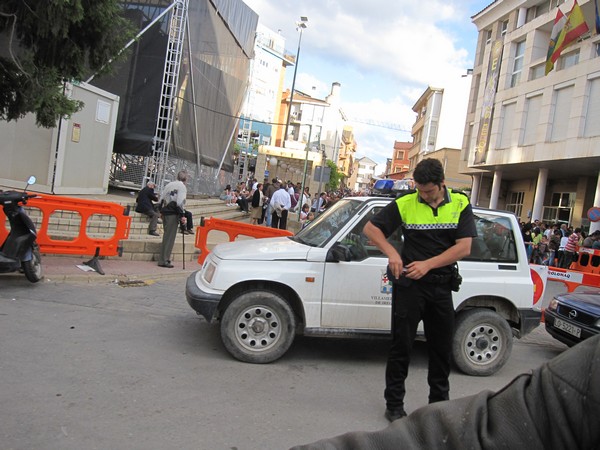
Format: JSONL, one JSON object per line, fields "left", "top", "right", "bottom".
{"left": 547, "top": 298, "right": 558, "bottom": 311}
{"left": 203, "top": 261, "right": 216, "bottom": 284}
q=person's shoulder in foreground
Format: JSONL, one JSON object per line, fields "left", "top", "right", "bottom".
{"left": 290, "top": 335, "right": 600, "bottom": 450}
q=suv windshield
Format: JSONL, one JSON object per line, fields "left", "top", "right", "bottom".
{"left": 293, "top": 199, "right": 365, "bottom": 247}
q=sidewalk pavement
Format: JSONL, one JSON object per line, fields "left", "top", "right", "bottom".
{"left": 32, "top": 255, "right": 200, "bottom": 284}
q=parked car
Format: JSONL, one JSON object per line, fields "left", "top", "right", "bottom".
{"left": 186, "top": 196, "right": 543, "bottom": 376}
{"left": 544, "top": 290, "right": 600, "bottom": 347}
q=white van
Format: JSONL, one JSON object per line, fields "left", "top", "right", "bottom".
{"left": 186, "top": 196, "right": 542, "bottom": 376}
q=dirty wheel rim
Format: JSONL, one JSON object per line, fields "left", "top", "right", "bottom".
{"left": 463, "top": 323, "right": 503, "bottom": 366}
{"left": 234, "top": 305, "right": 282, "bottom": 353}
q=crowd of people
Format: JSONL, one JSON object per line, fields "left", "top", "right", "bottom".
{"left": 521, "top": 219, "right": 600, "bottom": 268}
{"left": 218, "top": 176, "right": 366, "bottom": 230}
{"left": 135, "top": 172, "right": 367, "bottom": 267}
{"left": 138, "top": 173, "right": 600, "bottom": 271}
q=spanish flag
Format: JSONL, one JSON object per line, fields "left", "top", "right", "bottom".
{"left": 550, "top": 0, "right": 589, "bottom": 66}
{"left": 545, "top": 8, "right": 567, "bottom": 75}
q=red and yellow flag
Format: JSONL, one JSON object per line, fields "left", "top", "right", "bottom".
{"left": 550, "top": 0, "right": 589, "bottom": 65}
{"left": 545, "top": 8, "right": 567, "bottom": 75}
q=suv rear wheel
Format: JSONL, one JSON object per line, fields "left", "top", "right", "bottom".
{"left": 220, "top": 290, "right": 296, "bottom": 363}
{"left": 452, "top": 309, "right": 513, "bottom": 376}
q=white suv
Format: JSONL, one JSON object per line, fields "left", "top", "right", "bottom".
{"left": 186, "top": 196, "right": 542, "bottom": 376}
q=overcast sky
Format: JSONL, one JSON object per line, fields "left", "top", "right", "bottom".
{"left": 242, "top": 0, "right": 492, "bottom": 174}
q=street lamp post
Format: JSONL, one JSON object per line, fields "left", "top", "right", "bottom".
{"left": 298, "top": 124, "right": 313, "bottom": 220}
{"left": 283, "top": 16, "right": 308, "bottom": 149}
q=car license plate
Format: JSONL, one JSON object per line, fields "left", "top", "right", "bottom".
{"left": 554, "top": 318, "right": 581, "bottom": 338}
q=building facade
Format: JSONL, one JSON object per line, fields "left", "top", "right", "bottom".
{"left": 349, "top": 156, "right": 378, "bottom": 193}
{"left": 407, "top": 80, "right": 473, "bottom": 188}
{"left": 462, "top": 0, "right": 600, "bottom": 232}
{"left": 273, "top": 89, "right": 329, "bottom": 149}
{"left": 336, "top": 126, "right": 358, "bottom": 188}
{"left": 387, "top": 141, "right": 411, "bottom": 178}
{"left": 253, "top": 82, "right": 348, "bottom": 194}
{"left": 236, "top": 23, "right": 292, "bottom": 182}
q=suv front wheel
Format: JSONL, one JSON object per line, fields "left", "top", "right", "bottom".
{"left": 452, "top": 309, "right": 513, "bottom": 376}
{"left": 220, "top": 290, "right": 296, "bottom": 364}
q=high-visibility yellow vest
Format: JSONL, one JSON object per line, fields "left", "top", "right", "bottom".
{"left": 395, "top": 188, "right": 470, "bottom": 231}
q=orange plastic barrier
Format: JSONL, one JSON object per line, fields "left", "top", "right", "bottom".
{"left": 195, "top": 217, "right": 294, "bottom": 264}
{"left": 0, "top": 193, "right": 131, "bottom": 259}
{"left": 571, "top": 246, "right": 600, "bottom": 274}
{"left": 547, "top": 266, "right": 600, "bottom": 292}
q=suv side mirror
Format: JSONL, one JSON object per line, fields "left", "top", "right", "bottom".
{"left": 327, "top": 243, "right": 352, "bottom": 262}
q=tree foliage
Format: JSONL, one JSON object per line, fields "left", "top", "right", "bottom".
{"left": 325, "top": 160, "right": 342, "bottom": 191}
{"left": 0, "top": 0, "right": 135, "bottom": 128}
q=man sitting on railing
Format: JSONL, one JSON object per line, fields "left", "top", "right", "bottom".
{"left": 135, "top": 181, "right": 161, "bottom": 237}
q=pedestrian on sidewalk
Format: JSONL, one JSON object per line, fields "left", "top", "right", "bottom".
{"left": 250, "top": 182, "right": 264, "bottom": 225}
{"left": 135, "top": 181, "right": 161, "bottom": 236}
{"left": 264, "top": 178, "right": 278, "bottom": 227}
{"left": 270, "top": 182, "right": 291, "bottom": 230}
{"left": 158, "top": 171, "right": 188, "bottom": 268}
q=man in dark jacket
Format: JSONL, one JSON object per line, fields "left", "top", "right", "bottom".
{"left": 264, "top": 178, "right": 279, "bottom": 227}
{"left": 135, "top": 181, "right": 160, "bottom": 236}
{"left": 291, "top": 335, "right": 600, "bottom": 449}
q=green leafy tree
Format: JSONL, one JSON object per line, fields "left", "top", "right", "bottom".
{"left": 0, "top": 0, "right": 135, "bottom": 128}
{"left": 325, "top": 160, "right": 342, "bottom": 191}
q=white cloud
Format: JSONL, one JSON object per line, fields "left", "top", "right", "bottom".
{"left": 294, "top": 73, "right": 329, "bottom": 97}
{"left": 243, "top": 0, "right": 484, "bottom": 168}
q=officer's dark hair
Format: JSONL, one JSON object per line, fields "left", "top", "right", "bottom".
{"left": 413, "top": 158, "right": 445, "bottom": 187}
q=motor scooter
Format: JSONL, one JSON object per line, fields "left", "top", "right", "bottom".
{"left": 0, "top": 176, "right": 43, "bottom": 282}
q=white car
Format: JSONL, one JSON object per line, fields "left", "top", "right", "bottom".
{"left": 186, "top": 196, "right": 542, "bottom": 376}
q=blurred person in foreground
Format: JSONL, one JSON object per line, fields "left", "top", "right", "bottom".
{"left": 291, "top": 334, "right": 600, "bottom": 449}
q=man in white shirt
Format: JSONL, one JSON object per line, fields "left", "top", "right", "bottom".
{"left": 301, "top": 187, "right": 310, "bottom": 211}
{"left": 270, "top": 184, "right": 292, "bottom": 229}
{"left": 158, "top": 171, "right": 188, "bottom": 268}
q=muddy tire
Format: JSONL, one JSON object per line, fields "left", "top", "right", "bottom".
{"left": 220, "top": 290, "right": 296, "bottom": 363}
{"left": 452, "top": 309, "right": 513, "bottom": 376}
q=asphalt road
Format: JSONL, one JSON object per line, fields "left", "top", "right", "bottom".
{"left": 0, "top": 275, "right": 568, "bottom": 450}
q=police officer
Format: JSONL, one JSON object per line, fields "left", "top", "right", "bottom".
{"left": 363, "top": 158, "right": 476, "bottom": 422}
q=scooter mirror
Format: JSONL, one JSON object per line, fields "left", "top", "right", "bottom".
{"left": 27, "top": 176, "right": 36, "bottom": 185}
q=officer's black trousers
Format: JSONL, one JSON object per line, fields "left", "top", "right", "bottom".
{"left": 385, "top": 280, "right": 455, "bottom": 411}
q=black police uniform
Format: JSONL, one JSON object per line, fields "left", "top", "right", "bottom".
{"left": 369, "top": 187, "right": 477, "bottom": 413}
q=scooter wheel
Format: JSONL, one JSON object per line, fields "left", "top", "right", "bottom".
{"left": 22, "top": 244, "right": 43, "bottom": 283}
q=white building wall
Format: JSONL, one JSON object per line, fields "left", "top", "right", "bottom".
{"left": 436, "top": 75, "right": 471, "bottom": 150}
{"left": 241, "top": 23, "right": 287, "bottom": 123}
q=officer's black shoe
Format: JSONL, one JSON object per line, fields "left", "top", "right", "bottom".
{"left": 385, "top": 408, "right": 407, "bottom": 422}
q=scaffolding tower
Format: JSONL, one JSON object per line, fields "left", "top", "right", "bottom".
{"left": 146, "top": 0, "right": 189, "bottom": 189}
